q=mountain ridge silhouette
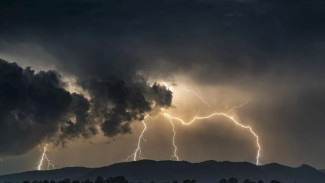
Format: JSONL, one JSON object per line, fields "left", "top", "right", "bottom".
{"left": 1, "top": 160, "right": 324, "bottom": 183}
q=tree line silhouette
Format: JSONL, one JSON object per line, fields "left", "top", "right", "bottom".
{"left": 4, "top": 176, "right": 283, "bottom": 183}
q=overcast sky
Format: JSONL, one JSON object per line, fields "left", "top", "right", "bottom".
{"left": 0, "top": 0, "right": 324, "bottom": 175}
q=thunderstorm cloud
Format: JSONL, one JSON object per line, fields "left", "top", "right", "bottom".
{"left": 0, "top": 59, "right": 172, "bottom": 156}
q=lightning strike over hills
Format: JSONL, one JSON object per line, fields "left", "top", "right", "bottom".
{"left": 37, "top": 144, "right": 55, "bottom": 170}
{"left": 163, "top": 112, "right": 261, "bottom": 165}
{"left": 163, "top": 85, "right": 257, "bottom": 164}
{"left": 125, "top": 115, "right": 148, "bottom": 161}
{"left": 168, "top": 118, "right": 179, "bottom": 161}
{"left": 123, "top": 84, "right": 259, "bottom": 165}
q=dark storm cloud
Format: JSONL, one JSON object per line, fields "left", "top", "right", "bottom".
{"left": 59, "top": 93, "right": 97, "bottom": 143}
{"left": 0, "top": 0, "right": 325, "bottom": 168}
{"left": 0, "top": 58, "right": 172, "bottom": 156}
{"left": 0, "top": 59, "right": 80, "bottom": 156}
{"left": 83, "top": 78, "right": 172, "bottom": 137}
{"left": 148, "top": 83, "right": 172, "bottom": 108}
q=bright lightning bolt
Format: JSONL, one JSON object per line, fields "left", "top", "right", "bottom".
{"left": 168, "top": 118, "right": 179, "bottom": 161}
{"left": 163, "top": 112, "right": 261, "bottom": 165}
{"left": 37, "top": 144, "right": 55, "bottom": 170}
{"left": 124, "top": 115, "right": 148, "bottom": 162}
{"left": 169, "top": 86, "right": 258, "bottom": 164}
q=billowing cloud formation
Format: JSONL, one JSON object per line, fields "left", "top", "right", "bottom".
{"left": 59, "top": 93, "right": 97, "bottom": 143}
{"left": 84, "top": 79, "right": 172, "bottom": 137}
{"left": 0, "top": 59, "right": 72, "bottom": 156}
{"left": 0, "top": 59, "right": 172, "bottom": 156}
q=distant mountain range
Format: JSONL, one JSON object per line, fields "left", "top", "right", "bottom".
{"left": 1, "top": 160, "right": 325, "bottom": 183}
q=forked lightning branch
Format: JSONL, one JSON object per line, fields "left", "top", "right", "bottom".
{"left": 125, "top": 87, "right": 261, "bottom": 165}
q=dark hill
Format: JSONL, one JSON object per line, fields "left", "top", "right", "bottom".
{"left": 1, "top": 160, "right": 325, "bottom": 183}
